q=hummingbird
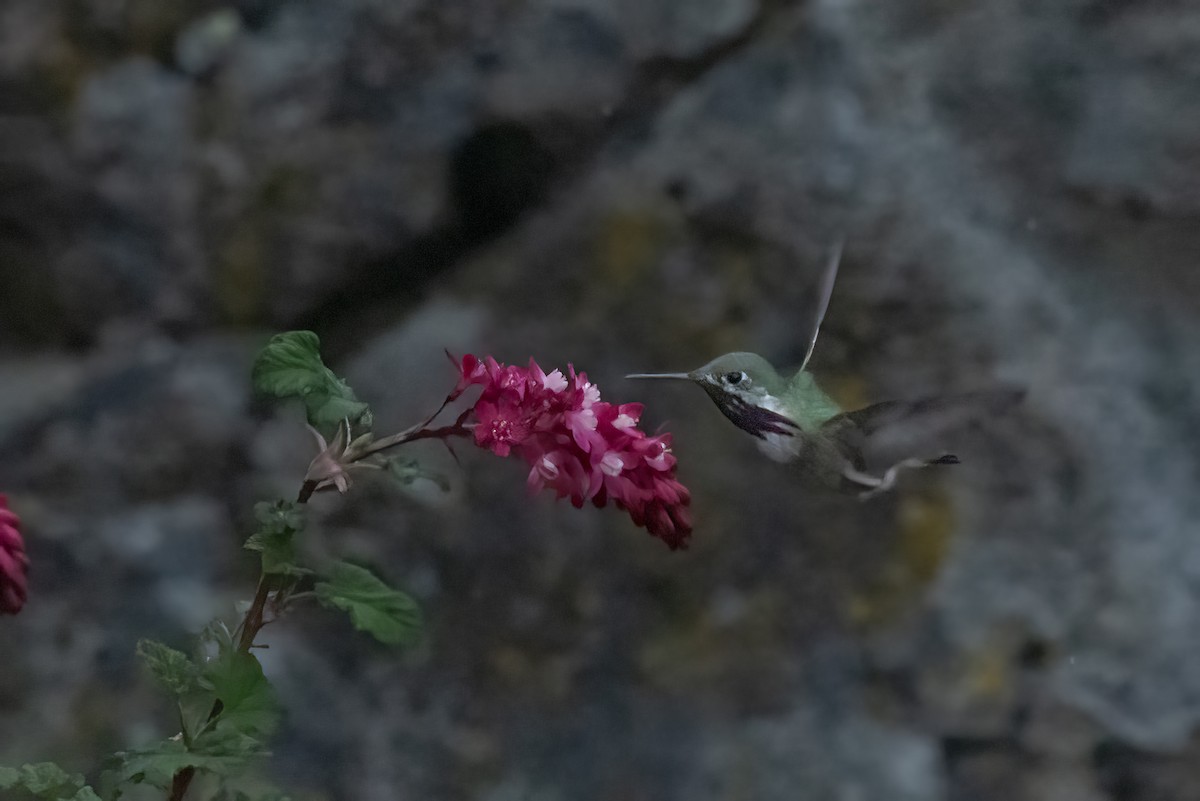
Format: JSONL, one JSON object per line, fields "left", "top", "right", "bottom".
{"left": 627, "top": 242, "right": 1023, "bottom": 496}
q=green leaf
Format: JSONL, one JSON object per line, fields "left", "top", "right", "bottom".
{"left": 243, "top": 530, "right": 307, "bottom": 576}
{"left": 200, "top": 650, "right": 280, "bottom": 740}
{"left": 253, "top": 500, "right": 304, "bottom": 532}
{"left": 304, "top": 384, "right": 371, "bottom": 431}
{"left": 66, "top": 790, "right": 102, "bottom": 801}
{"left": 316, "top": 562, "right": 422, "bottom": 646}
{"left": 0, "top": 762, "right": 101, "bottom": 800}
{"left": 251, "top": 331, "right": 370, "bottom": 430}
{"left": 189, "top": 728, "right": 268, "bottom": 766}
{"left": 137, "top": 640, "right": 200, "bottom": 697}
{"left": 386, "top": 457, "right": 451, "bottom": 492}
{"left": 244, "top": 501, "right": 309, "bottom": 576}
{"left": 107, "top": 739, "right": 254, "bottom": 791}
{"left": 250, "top": 331, "right": 323, "bottom": 396}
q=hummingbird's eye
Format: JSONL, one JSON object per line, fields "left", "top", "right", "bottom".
{"left": 725, "top": 371, "right": 745, "bottom": 385}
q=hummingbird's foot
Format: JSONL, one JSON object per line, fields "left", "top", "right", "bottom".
{"left": 847, "top": 455, "right": 957, "bottom": 499}
{"left": 841, "top": 465, "right": 888, "bottom": 497}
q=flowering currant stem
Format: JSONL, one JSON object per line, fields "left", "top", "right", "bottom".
{"left": 168, "top": 478, "right": 319, "bottom": 801}
{"left": 354, "top": 417, "right": 472, "bottom": 461}
{"left": 167, "top": 414, "right": 465, "bottom": 801}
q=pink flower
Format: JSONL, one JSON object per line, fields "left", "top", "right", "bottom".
{"left": 473, "top": 398, "right": 531, "bottom": 457}
{"left": 450, "top": 355, "right": 693, "bottom": 549}
{"left": 0, "top": 495, "right": 29, "bottom": 615}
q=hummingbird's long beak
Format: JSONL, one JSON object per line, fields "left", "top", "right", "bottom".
{"left": 625, "top": 372, "right": 694, "bottom": 381}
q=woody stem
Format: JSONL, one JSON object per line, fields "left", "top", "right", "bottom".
{"left": 167, "top": 479, "right": 318, "bottom": 801}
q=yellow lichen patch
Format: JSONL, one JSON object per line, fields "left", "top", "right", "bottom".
{"left": 963, "top": 642, "right": 1013, "bottom": 699}
{"left": 487, "top": 644, "right": 579, "bottom": 703}
{"left": 212, "top": 166, "right": 316, "bottom": 324}
{"left": 488, "top": 644, "right": 534, "bottom": 683}
{"left": 898, "top": 491, "right": 956, "bottom": 585}
{"left": 920, "top": 629, "right": 1022, "bottom": 731}
{"left": 213, "top": 217, "right": 268, "bottom": 324}
{"left": 848, "top": 489, "right": 956, "bottom": 630}
{"left": 33, "top": 35, "right": 91, "bottom": 107}
{"left": 125, "top": 0, "right": 196, "bottom": 62}
{"left": 593, "top": 209, "right": 675, "bottom": 289}
{"left": 822, "top": 373, "right": 870, "bottom": 412}
{"left": 636, "top": 587, "right": 789, "bottom": 693}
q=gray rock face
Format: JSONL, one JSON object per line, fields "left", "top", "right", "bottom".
{"left": 70, "top": 59, "right": 203, "bottom": 328}
{"left": 3, "top": 0, "right": 1200, "bottom": 799}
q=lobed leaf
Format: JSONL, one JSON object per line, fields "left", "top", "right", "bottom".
{"left": 0, "top": 762, "right": 101, "bottom": 800}
{"left": 304, "top": 384, "right": 371, "bottom": 431}
{"left": 244, "top": 501, "right": 309, "bottom": 576}
{"left": 253, "top": 501, "right": 304, "bottom": 533}
{"left": 136, "top": 639, "right": 201, "bottom": 698}
{"left": 106, "top": 739, "right": 255, "bottom": 791}
{"left": 251, "top": 331, "right": 370, "bottom": 431}
{"left": 250, "top": 331, "right": 324, "bottom": 396}
{"left": 200, "top": 650, "right": 281, "bottom": 740}
{"left": 316, "top": 562, "right": 422, "bottom": 646}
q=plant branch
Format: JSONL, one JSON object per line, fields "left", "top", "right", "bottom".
{"left": 235, "top": 576, "right": 274, "bottom": 653}
{"left": 167, "top": 408, "right": 457, "bottom": 801}
{"left": 355, "top": 411, "right": 469, "bottom": 461}
{"left": 167, "top": 479, "right": 320, "bottom": 801}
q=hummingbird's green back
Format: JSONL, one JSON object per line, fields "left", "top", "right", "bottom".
{"left": 784, "top": 370, "right": 843, "bottom": 431}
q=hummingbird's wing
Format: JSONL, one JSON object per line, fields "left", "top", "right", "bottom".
{"left": 821, "top": 387, "right": 1025, "bottom": 474}
{"left": 799, "top": 238, "right": 844, "bottom": 372}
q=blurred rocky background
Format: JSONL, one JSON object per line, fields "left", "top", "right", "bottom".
{"left": 2, "top": 0, "right": 1200, "bottom": 798}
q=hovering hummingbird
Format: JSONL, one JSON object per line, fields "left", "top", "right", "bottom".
{"left": 627, "top": 242, "right": 1023, "bottom": 496}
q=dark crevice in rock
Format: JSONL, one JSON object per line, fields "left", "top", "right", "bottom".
{"left": 296, "top": 227, "right": 478, "bottom": 361}
{"left": 1092, "top": 740, "right": 1143, "bottom": 801}
{"left": 450, "top": 121, "right": 559, "bottom": 239}
{"left": 59, "top": 0, "right": 227, "bottom": 71}
{"left": 234, "top": 0, "right": 290, "bottom": 32}
{"left": 942, "top": 734, "right": 1022, "bottom": 764}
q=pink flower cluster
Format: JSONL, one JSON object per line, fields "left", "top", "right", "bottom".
{"left": 0, "top": 495, "right": 28, "bottom": 615}
{"left": 451, "top": 355, "right": 692, "bottom": 549}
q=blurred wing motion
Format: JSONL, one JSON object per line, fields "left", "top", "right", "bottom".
{"left": 822, "top": 387, "right": 1025, "bottom": 476}
{"left": 800, "top": 238, "right": 845, "bottom": 372}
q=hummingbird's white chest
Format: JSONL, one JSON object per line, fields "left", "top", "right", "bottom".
{"left": 754, "top": 395, "right": 803, "bottom": 463}
{"left": 756, "top": 432, "right": 799, "bottom": 463}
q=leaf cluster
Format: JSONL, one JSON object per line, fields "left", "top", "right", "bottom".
{"left": 0, "top": 763, "right": 102, "bottom": 801}
{"left": 3, "top": 331, "right": 438, "bottom": 800}
{"left": 104, "top": 637, "right": 283, "bottom": 796}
